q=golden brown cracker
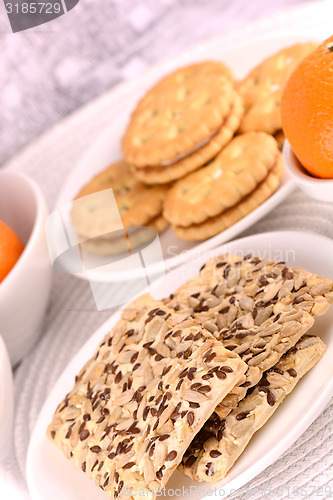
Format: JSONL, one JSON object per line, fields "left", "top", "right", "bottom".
{"left": 130, "top": 92, "right": 244, "bottom": 184}
{"left": 238, "top": 42, "right": 317, "bottom": 134}
{"left": 122, "top": 61, "right": 234, "bottom": 167}
{"left": 72, "top": 160, "right": 169, "bottom": 239}
{"left": 172, "top": 153, "right": 284, "bottom": 241}
{"left": 163, "top": 132, "right": 278, "bottom": 227}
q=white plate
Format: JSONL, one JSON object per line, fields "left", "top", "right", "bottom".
{"left": 27, "top": 230, "right": 333, "bottom": 500}
{"left": 51, "top": 30, "right": 323, "bottom": 282}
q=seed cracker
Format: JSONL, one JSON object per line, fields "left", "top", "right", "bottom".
{"left": 164, "top": 253, "right": 333, "bottom": 422}
{"left": 47, "top": 294, "right": 247, "bottom": 499}
{"left": 180, "top": 335, "right": 326, "bottom": 481}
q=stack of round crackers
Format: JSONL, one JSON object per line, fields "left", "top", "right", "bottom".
{"left": 71, "top": 43, "right": 316, "bottom": 253}
{"left": 71, "top": 160, "right": 169, "bottom": 255}
{"left": 163, "top": 132, "right": 284, "bottom": 240}
{"left": 122, "top": 61, "right": 244, "bottom": 185}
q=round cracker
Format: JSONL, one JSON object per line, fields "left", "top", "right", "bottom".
{"left": 130, "top": 91, "right": 244, "bottom": 184}
{"left": 238, "top": 42, "right": 317, "bottom": 134}
{"left": 163, "top": 132, "right": 279, "bottom": 227}
{"left": 172, "top": 153, "right": 284, "bottom": 241}
{"left": 72, "top": 159, "right": 169, "bottom": 238}
{"left": 122, "top": 61, "right": 234, "bottom": 167}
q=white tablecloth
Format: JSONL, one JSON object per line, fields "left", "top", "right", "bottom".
{"left": 1, "top": 1, "right": 333, "bottom": 498}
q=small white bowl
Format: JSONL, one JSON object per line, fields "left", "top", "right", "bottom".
{"left": 0, "top": 170, "right": 53, "bottom": 366}
{"left": 0, "top": 335, "right": 13, "bottom": 462}
{"left": 283, "top": 139, "right": 333, "bottom": 203}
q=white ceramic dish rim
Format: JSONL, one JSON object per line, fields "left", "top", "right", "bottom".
{"left": 26, "top": 230, "right": 333, "bottom": 500}
{"left": 283, "top": 139, "right": 333, "bottom": 185}
{"left": 0, "top": 170, "right": 47, "bottom": 289}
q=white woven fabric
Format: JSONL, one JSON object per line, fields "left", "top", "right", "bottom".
{"left": 1, "top": 1, "right": 333, "bottom": 498}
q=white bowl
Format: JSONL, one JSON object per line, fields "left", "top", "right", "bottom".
{"left": 0, "top": 170, "right": 53, "bottom": 366}
{"left": 283, "top": 140, "right": 333, "bottom": 202}
{"left": 0, "top": 335, "right": 13, "bottom": 462}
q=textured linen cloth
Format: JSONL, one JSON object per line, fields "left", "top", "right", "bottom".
{"left": 1, "top": 1, "right": 333, "bottom": 499}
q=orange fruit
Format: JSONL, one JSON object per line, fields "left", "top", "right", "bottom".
{"left": 281, "top": 35, "right": 333, "bottom": 179}
{"left": 0, "top": 220, "right": 24, "bottom": 283}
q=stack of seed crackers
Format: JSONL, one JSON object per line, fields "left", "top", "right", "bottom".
{"left": 71, "top": 43, "right": 317, "bottom": 253}
{"left": 48, "top": 253, "right": 333, "bottom": 497}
